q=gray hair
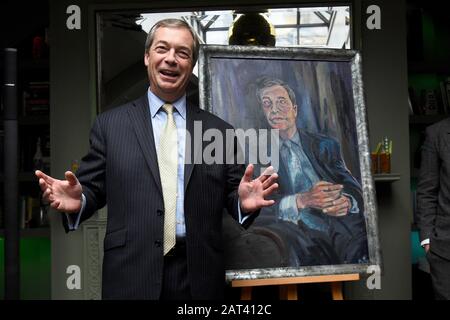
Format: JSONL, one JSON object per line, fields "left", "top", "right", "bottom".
{"left": 255, "top": 76, "right": 297, "bottom": 106}
{"left": 144, "top": 18, "right": 200, "bottom": 65}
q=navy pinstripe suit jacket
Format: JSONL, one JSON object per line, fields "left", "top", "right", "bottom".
{"left": 69, "top": 94, "right": 245, "bottom": 299}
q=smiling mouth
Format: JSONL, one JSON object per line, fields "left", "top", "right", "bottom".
{"left": 160, "top": 69, "right": 179, "bottom": 78}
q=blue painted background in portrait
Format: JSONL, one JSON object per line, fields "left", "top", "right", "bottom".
{"left": 208, "top": 57, "right": 361, "bottom": 182}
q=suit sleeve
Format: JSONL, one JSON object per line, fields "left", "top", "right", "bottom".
{"left": 326, "top": 138, "right": 364, "bottom": 215}
{"left": 62, "top": 116, "right": 107, "bottom": 231}
{"left": 224, "top": 129, "right": 259, "bottom": 228}
{"left": 416, "top": 125, "right": 440, "bottom": 242}
{"left": 224, "top": 129, "right": 243, "bottom": 219}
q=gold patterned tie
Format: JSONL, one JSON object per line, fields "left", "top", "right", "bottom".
{"left": 158, "top": 103, "right": 178, "bottom": 255}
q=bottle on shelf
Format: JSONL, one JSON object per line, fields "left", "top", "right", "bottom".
{"left": 379, "top": 137, "right": 392, "bottom": 174}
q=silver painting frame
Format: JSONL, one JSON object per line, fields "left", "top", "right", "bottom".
{"left": 199, "top": 45, "right": 381, "bottom": 281}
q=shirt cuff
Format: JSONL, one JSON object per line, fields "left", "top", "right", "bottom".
{"left": 65, "top": 194, "right": 86, "bottom": 230}
{"left": 420, "top": 238, "right": 430, "bottom": 247}
{"left": 278, "top": 194, "right": 299, "bottom": 223}
{"left": 238, "top": 200, "right": 251, "bottom": 224}
{"left": 343, "top": 193, "right": 359, "bottom": 214}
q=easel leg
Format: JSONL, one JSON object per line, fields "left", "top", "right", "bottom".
{"left": 331, "top": 282, "right": 344, "bottom": 300}
{"left": 241, "top": 287, "right": 252, "bottom": 300}
{"left": 279, "top": 284, "right": 298, "bottom": 300}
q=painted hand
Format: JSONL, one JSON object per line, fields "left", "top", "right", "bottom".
{"left": 296, "top": 181, "right": 349, "bottom": 216}
{"left": 322, "top": 195, "right": 351, "bottom": 216}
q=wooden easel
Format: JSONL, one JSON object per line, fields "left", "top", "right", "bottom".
{"left": 231, "top": 273, "right": 360, "bottom": 300}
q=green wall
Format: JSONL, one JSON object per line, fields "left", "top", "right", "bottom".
{"left": 0, "top": 237, "right": 51, "bottom": 299}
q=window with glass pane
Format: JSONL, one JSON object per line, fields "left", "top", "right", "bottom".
{"left": 137, "top": 6, "right": 351, "bottom": 49}
{"left": 275, "top": 28, "right": 298, "bottom": 46}
{"left": 206, "top": 31, "right": 230, "bottom": 45}
{"left": 299, "top": 27, "right": 329, "bottom": 46}
{"left": 97, "top": 6, "right": 351, "bottom": 112}
{"left": 267, "top": 8, "right": 297, "bottom": 26}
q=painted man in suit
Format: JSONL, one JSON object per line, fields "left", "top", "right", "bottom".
{"left": 35, "top": 19, "right": 278, "bottom": 300}
{"left": 416, "top": 117, "right": 450, "bottom": 300}
{"left": 253, "top": 76, "right": 368, "bottom": 266}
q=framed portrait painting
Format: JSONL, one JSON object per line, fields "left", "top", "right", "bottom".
{"left": 199, "top": 45, "right": 381, "bottom": 281}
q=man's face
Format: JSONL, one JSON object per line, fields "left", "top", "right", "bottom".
{"left": 260, "top": 85, "right": 297, "bottom": 134}
{"left": 144, "top": 26, "right": 194, "bottom": 102}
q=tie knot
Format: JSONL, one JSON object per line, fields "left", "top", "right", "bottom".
{"left": 282, "top": 140, "right": 292, "bottom": 149}
{"left": 162, "top": 103, "right": 174, "bottom": 115}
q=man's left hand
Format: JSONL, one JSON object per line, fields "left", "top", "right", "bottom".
{"left": 238, "top": 164, "right": 278, "bottom": 214}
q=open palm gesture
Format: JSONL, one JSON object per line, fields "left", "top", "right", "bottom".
{"left": 35, "top": 170, "right": 83, "bottom": 213}
{"left": 238, "top": 164, "right": 278, "bottom": 213}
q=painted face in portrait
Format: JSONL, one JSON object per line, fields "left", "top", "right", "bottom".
{"left": 260, "top": 85, "right": 298, "bottom": 139}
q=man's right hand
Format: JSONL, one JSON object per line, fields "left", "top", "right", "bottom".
{"left": 423, "top": 244, "right": 430, "bottom": 253}
{"left": 35, "top": 170, "right": 82, "bottom": 213}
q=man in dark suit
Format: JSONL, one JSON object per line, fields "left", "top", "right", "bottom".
{"left": 253, "top": 76, "right": 368, "bottom": 266}
{"left": 416, "top": 117, "right": 450, "bottom": 300}
{"left": 35, "top": 19, "right": 278, "bottom": 300}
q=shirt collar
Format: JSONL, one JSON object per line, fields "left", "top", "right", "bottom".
{"left": 282, "top": 130, "right": 300, "bottom": 147}
{"left": 147, "top": 88, "right": 187, "bottom": 120}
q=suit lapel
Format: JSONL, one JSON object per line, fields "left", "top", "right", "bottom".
{"left": 127, "top": 94, "right": 163, "bottom": 196}
{"left": 184, "top": 102, "right": 202, "bottom": 191}
{"left": 298, "top": 130, "right": 330, "bottom": 180}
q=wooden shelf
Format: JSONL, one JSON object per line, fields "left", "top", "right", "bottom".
{"left": 373, "top": 173, "right": 401, "bottom": 182}
{"left": 0, "top": 227, "right": 50, "bottom": 238}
